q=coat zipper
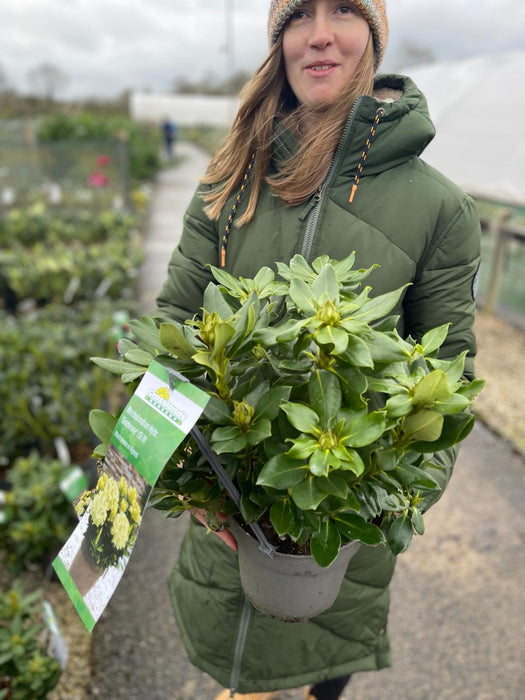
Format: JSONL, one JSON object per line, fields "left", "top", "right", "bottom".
{"left": 229, "top": 595, "right": 253, "bottom": 693}
{"left": 227, "top": 99, "right": 369, "bottom": 690}
{"left": 300, "top": 96, "right": 365, "bottom": 262}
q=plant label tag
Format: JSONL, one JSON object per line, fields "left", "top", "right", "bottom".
{"left": 59, "top": 466, "right": 89, "bottom": 503}
{"left": 52, "top": 359, "right": 208, "bottom": 632}
{"left": 0, "top": 490, "right": 9, "bottom": 525}
{"left": 42, "top": 600, "right": 69, "bottom": 670}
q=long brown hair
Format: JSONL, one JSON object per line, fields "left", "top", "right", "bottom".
{"left": 202, "top": 32, "right": 375, "bottom": 225}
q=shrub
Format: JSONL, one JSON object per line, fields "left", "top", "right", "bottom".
{"left": 0, "top": 583, "right": 62, "bottom": 699}
{"left": 0, "top": 452, "right": 81, "bottom": 573}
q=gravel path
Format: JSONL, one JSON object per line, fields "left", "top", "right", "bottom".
{"left": 46, "top": 146, "right": 525, "bottom": 700}
{"left": 473, "top": 311, "right": 525, "bottom": 455}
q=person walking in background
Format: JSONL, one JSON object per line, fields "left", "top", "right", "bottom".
{"left": 156, "top": 1, "right": 481, "bottom": 698}
{"left": 161, "top": 116, "right": 177, "bottom": 160}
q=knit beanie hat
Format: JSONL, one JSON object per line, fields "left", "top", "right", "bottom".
{"left": 268, "top": 0, "right": 389, "bottom": 68}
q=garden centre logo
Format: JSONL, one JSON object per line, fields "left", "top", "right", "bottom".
{"left": 144, "top": 386, "right": 188, "bottom": 426}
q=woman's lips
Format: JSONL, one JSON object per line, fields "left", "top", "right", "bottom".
{"left": 305, "top": 61, "right": 338, "bottom": 77}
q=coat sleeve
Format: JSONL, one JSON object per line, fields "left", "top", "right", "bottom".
{"left": 403, "top": 194, "right": 481, "bottom": 512}
{"left": 403, "top": 195, "right": 481, "bottom": 380}
{"left": 156, "top": 185, "right": 219, "bottom": 323}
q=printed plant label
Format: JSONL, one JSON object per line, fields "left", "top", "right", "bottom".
{"left": 52, "top": 360, "right": 209, "bottom": 632}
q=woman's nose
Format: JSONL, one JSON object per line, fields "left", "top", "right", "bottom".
{"left": 308, "top": 14, "right": 334, "bottom": 48}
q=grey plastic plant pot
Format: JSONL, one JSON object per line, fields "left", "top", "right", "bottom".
{"left": 228, "top": 517, "right": 361, "bottom": 622}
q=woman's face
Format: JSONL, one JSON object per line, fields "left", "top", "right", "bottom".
{"left": 282, "top": 0, "right": 371, "bottom": 108}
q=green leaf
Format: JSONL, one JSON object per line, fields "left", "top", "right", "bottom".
{"left": 409, "top": 413, "right": 475, "bottom": 453}
{"left": 281, "top": 402, "right": 320, "bottom": 434}
{"left": 211, "top": 434, "right": 248, "bottom": 454}
{"left": 121, "top": 369, "right": 147, "bottom": 383}
{"left": 315, "top": 325, "right": 349, "bottom": 355}
{"left": 289, "top": 278, "right": 317, "bottom": 314}
{"left": 420, "top": 324, "right": 450, "bottom": 355}
{"left": 308, "top": 370, "right": 342, "bottom": 427}
{"left": 385, "top": 393, "right": 413, "bottom": 419}
{"left": 255, "top": 386, "right": 292, "bottom": 421}
{"left": 367, "top": 329, "right": 411, "bottom": 362}
{"left": 287, "top": 254, "right": 316, "bottom": 281}
{"left": 123, "top": 348, "right": 154, "bottom": 366}
{"left": 393, "top": 462, "right": 439, "bottom": 490}
{"left": 209, "top": 265, "right": 245, "bottom": 295}
{"left": 257, "top": 455, "right": 308, "bottom": 489}
{"left": 247, "top": 417, "right": 272, "bottom": 446}
{"left": 310, "top": 519, "right": 341, "bottom": 567}
{"left": 434, "top": 393, "right": 472, "bottom": 415}
{"left": 338, "top": 448, "right": 365, "bottom": 476}
{"left": 332, "top": 512, "right": 384, "bottom": 546}
{"left": 339, "top": 334, "right": 373, "bottom": 368}
{"left": 412, "top": 370, "right": 451, "bottom": 407}
{"left": 240, "top": 493, "right": 266, "bottom": 523}
{"left": 91, "top": 356, "right": 144, "bottom": 376}
{"left": 286, "top": 435, "right": 319, "bottom": 460}
{"left": 159, "top": 322, "right": 195, "bottom": 359}
{"left": 317, "top": 471, "right": 349, "bottom": 499}
{"left": 203, "top": 396, "right": 232, "bottom": 424}
{"left": 128, "top": 317, "right": 162, "bottom": 354}
{"left": 210, "top": 322, "right": 236, "bottom": 359}
{"left": 203, "top": 281, "right": 235, "bottom": 318}
{"left": 192, "top": 351, "right": 220, "bottom": 374}
{"left": 344, "top": 411, "right": 386, "bottom": 448}
{"left": 309, "top": 449, "right": 338, "bottom": 477}
{"left": 456, "top": 378, "right": 485, "bottom": 400}
{"left": 411, "top": 508, "right": 425, "bottom": 535}
{"left": 403, "top": 409, "right": 444, "bottom": 442}
{"left": 228, "top": 296, "right": 258, "bottom": 356}
{"left": 92, "top": 443, "right": 108, "bottom": 459}
{"left": 353, "top": 285, "right": 408, "bottom": 323}
{"left": 211, "top": 425, "right": 243, "bottom": 442}
{"left": 270, "top": 499, "right": 296, "bottom": 537}
{"left": 89, "top": 409, "right": 118, "bottom": 444}
{"left": 387, "top": 514, "right": 414, "bottom": 555}
{"left": 426, "top": 351, "right": 467, "bottom": 386}
{"left": 290, "top": 476, "right": 328, "bottom": 510}
{"left": 311, "top": 264, "right": 340, "bottom": 302}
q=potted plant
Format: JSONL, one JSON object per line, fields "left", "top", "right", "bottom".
{"left": 91, "top": 253, "right": 483, "bottom": 620}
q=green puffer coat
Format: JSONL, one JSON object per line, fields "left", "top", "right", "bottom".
{"left": 157, "top": 74, "right": 481, "bottom": 692}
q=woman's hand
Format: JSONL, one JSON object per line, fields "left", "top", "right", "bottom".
{"left": 191, "top": 508, "right": 238, "bottom": 552}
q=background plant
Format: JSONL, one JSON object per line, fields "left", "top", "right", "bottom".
{"left": 91, "top": 254, "right": 484, "bottom": 566}
{"left": 0, "top": 300, "right": 135, "bottom": 461}
{"left": 36, "top": 112, "right": 161, "bottom": 181}
{"left": 0, "top": 452, "right": 78, "bottom": 574}
{"left": 0, "top": 583, "right": 61, "bottom": 699}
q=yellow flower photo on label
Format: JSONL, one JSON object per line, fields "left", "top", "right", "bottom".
{"left": 111, "top": 511, "right": 131, "bottom": 550}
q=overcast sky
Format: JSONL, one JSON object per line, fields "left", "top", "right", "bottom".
{"left": 1, "top": 0, "right": 524, "bottom": 99}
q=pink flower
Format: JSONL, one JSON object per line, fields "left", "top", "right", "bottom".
{"left": 87, "top": 171, "right": 109, "bottom": 188}
{"left": 96, "top": 154, "right": 111, "bottom": 167}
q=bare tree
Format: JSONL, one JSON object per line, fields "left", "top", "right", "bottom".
{"left": 27, "top": 62, "right": 69, "bottom": 101}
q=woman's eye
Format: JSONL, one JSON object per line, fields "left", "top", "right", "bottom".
{"left": 289, "top": 10, "right": 308, "bottom": 20}
{"left": 338, "top": 4, "right": 355, "bottom": 14}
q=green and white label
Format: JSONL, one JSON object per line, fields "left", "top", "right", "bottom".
{"left": 53, "top": 360, "right": 208, "bottom": 632}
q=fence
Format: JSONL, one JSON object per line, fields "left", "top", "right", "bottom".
{"left": 477, "top": 211, "right": 525, "bottom": 324}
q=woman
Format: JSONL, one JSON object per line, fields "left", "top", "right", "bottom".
{"left": 156, "top": 1, "right": 481, "bottom": 699}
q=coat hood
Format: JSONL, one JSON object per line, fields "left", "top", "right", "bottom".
{"left": 272, "top": 74, "right": 436, "bottom": 180}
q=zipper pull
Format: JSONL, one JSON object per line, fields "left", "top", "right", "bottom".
{"left": 299, "top": 187, "right": 323, "bottom": 221}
